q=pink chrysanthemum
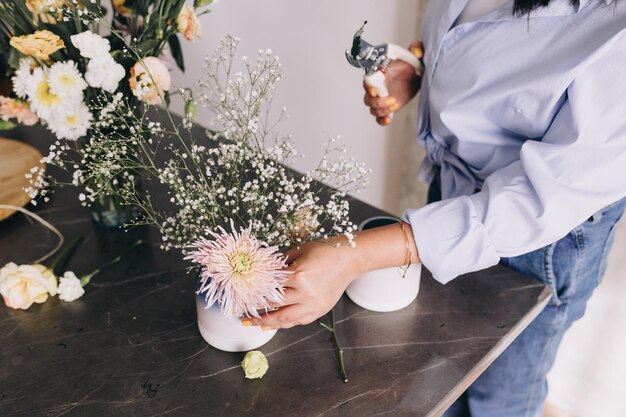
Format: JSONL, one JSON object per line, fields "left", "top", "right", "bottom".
{"left": 186, "top": 222, "right": 289, "bottom": 319}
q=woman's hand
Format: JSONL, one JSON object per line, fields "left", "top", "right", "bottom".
{"left": 243, "top": 222, "right": 420, "bottom": 330}
{"left": 243, "top": 238, "right": 363, "bottom": 330}
{"left": 364, "top": 41, "right": 424, "bottom": 126}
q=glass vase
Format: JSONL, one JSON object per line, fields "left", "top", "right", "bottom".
{"left": 90, "top": 191, "right": 141, "bottom": 229}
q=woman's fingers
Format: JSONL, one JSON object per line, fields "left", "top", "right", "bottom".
{"left": 266, "top": 287, "right": 300, "bottom": 309}
{"left": 363, "top": 81, "right": 399, "bottom": 123}
{"left": 376, "top": 116, "right": 392, "bottom": 126}
{"left": 409, "top": 41, "right": 424, "bottom": 59}
{"left": 370, "top": 103, "right": 399, "bottom": 118}
{"left": 364, "top": 91, "right": 397, "bottom": 109}
{"left": 247, "top": 304, "right": 314, "bottom": 330}
{"left": 283, "top": 245, "right": 303, "bottom": 264}
{"left": 364, "top": 85, "right": 378, "bottom": 97}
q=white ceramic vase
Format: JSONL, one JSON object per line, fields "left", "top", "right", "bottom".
{"left": 196, "top": 297, "right": 277, "bottom": 352}
{"left": 345, "top": 216, "right": 422, "bottom": 312}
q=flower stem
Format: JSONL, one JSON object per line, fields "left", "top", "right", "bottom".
{"left": 49, "top": 235, "right": 83, "bottom": 276}
{"left": 80, "top": 240, "right": 143, "bottom": 286}
{"left": 319, "top": 308, "right": 349, "bottom": 383}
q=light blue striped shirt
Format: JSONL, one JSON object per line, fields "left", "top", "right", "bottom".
{"left": 403, "top": 0, "right": 626, "bottom": 283}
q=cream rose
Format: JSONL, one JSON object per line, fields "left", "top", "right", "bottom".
{"left": 129, "top": 57, "right": 171, "bottom": 105}
{"left": 58, "top": 271, "right": 85, "bottom": 302}
{"left": 177, "top": 5, "right": 202, "bottom": 42}
{"left": 241, "top": 351, "right": 269, "bottom": 379}
{"left": 10, "top": 30, "right": 65, "bottom": 61}
{"left": 0, "top": 263, "right": 57, "bottom": 310}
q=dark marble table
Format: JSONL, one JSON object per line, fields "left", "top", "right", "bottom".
{"left": 0, "top": 124, "right": 551, "bottom": 417}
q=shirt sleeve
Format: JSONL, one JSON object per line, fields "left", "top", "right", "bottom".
{"left": 403, "top": 35, "right": 626, "bottom": 284}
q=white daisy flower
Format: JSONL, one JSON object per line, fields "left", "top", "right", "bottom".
{"left": 12, "top": 59, "right": 33, "bottom": 99}
{"left": 27, "top": 67, "right": 63, "bottom": 122}
{"left": 48, "top": 60, "right": 87, "bottom": 100}
{"left": 48, "top": 102, "right": 92, "bottom": 140}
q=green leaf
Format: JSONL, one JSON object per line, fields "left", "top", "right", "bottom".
{"left": 194, "top": 0, "right": 214, "bottom": 9}
{"left": 0, "top": 120, "right": 16, "bottom": 131}
{"left": 135, "top": 39, "right": 160, "bottom": 56}
{"left": 169, "top": 1, "right": 186, "bottom": 21}
{"left": 7, "top": 49, "right": 20, "bottom": 71}
{"left": 168, "top": 35, "right": 184, "bottom": 72}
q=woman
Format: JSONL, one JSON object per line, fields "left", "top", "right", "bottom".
{"left": 246, "top": 1, "right": 626, "bottom": 415}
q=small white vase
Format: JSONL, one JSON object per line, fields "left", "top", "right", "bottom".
{"left": 196, "top": 297, "right": 278, "bottom": 352}
{"left": 345, "top": 216, "right": 422, "bottom": 312}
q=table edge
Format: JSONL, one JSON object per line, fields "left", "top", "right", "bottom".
{"left": 427, "top": 285, "right": 553, "bottom": 417}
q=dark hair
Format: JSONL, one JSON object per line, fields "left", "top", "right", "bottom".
{"left": 513, "top": 0, "right": 577, "bottom": 15}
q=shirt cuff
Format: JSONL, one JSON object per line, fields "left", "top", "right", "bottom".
{"left": 402, "top": 195, "right": 500, "bottom": 284}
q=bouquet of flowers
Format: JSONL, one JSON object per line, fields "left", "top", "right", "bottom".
{"left": 0, "top": 0, "right": 211, "bottom": 136}
{"left": 22, "top": 7, "right": 366, "bottom": 380}
{"left": 101, "top": 35, "right": 370, "bottom": 319}
{"left": 0, "top": 0, "right": 213, "bottom": 224}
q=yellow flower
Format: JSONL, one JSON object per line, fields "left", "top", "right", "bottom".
{"left": 241, "top": 351, "right": 269, "bottom": 379}
{"left": 0, "top": 263, "right": 57, "bottom": 310}
{"left": 177, "top": 5, "right": 202, "bottom": 41}
{"left": 35, "top": 73, "right": 62, "bottom": 108}
{"left": 10, "top": 30, "right": 65, "bottom": 61}
{"left": 112, "top": 0, "right": 132, "bottom": 16}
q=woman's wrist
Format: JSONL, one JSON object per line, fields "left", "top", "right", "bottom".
{"left": 350, "top": 222, "right": 420, "bottom": 276}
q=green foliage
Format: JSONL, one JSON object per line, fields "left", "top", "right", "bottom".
{"left": 168, "top": 35, "right": 184, "bottom": 72}
{"left": 0, "top": 120, "right": 16, "bottom": 131}
{"left": 194, "top": 0, "right": 214, "bottom": 8}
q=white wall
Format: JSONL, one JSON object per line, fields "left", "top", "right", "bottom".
{"left": 170, "top": 0, "right": 423, "bottom": 213}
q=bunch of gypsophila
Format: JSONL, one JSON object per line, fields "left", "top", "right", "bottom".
{"left": 41, "top": 33, "right": 370, "bottom": 323}
{"left": 80, "top": 35, "right": 369, "bottom": 382}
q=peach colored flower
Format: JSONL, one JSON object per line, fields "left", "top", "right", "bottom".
{"left": 177, "top": 5, "right": 202, "bottom": 42}
{"left": 0, "top": 263, "right": 57, "bottom": 310}
{"left": 288, "top": 207, "right": 320, "bottom": 243}
{"left": 186, "top": 221, "right": 290, "bottom": 319}
{"left": 129, "top": 57, "right": 171, "bottom": 105}
{"left": 25, "top": 0, "right": 64, "bottom": 24}
{"left": 0, "top": 96, "right": 38, "bottom": 126}
{"left": 10, "top": 30, "right": 65, "bottom": 61}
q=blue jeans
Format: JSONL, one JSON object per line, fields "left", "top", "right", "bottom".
{"left": 442, "top": 197, "right": 626, "bottom": 417}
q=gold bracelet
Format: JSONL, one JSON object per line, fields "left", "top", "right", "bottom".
{"left": 398, "top": 221, "right": 413, "bottom": 278}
